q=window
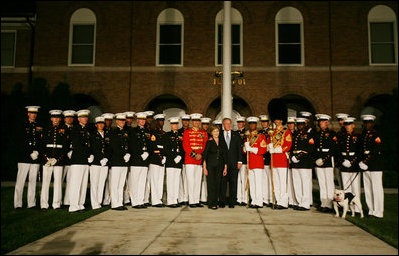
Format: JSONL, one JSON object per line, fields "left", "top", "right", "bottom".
{"left": 368, "top": 5, "right": 397, "bottom": 65}
{"left": 275, "top": 7, "right": 304, "bottom": 65}
{"left": 1, "top": 31, "right": 16, "bottom": 67}
{"left": 215, "top": 8, "right": 243, "bottom": 66}
{"left": 157, "top": 8, "right": 184, "bottom": 66}
{"left": 68, "top": 8, "right": 96, "bottom": 66}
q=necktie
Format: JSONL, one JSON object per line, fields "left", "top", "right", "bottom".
{"left": 226, "top": 131, "right": 230, "bottom": 149}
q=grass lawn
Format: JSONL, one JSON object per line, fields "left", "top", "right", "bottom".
{"left": 1, "top": 186, "right": 110, "bottom": 254}
{"left": 345, "top": 193, "right": 398, "bottom": 249}
{"left": 313, "top": 189, "right": 398, "bottom": 249}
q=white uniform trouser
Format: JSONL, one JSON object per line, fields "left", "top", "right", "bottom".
{"left": 178, "top": 165, "right": 188, "bottom": 203}
{"left": 200, "top": 172, "right": 207, "bottom": 202}
{"left": 341, "top": 172, "right": 361, "bottom": 212}
{"left": 287, "top": 168, "right": 298, "bottom": 206}
{"left": 185, "top": 164, "right": 202, "bottom": 204}
{"left": 310, "top": 169, "right": 313, "bottom": 205}
{"left": 110, "top": 166, "right": 128, "bottom": 208}
{"left": 103, "top": 172, "right": 111, "bottom": 205}
{"left": 63, "top": 165, "right": 72, "bottom": 205}
{"left": 315, "top": 167, "right": 335, "bottom": 208}
{"left": 123, "top": 171, "right": 130, "bottom": 204}
{"left": 363, "top": 171, "right": 384, "bottom": 218}
{"left": 89, "top": 165, "right": 108, "bottom": 209}
{"left": 167, "top": 167, "right": 181, "bottom": 205}
{"left": 14, "top": 163, "right": 39, "bottom": 208}
{"left": 68, "top": 164, "right": 89, "bottom": 212}
{"left": 292, "top": 168, "right": 312, "bottom": 209}
{"left": 263, "top": 165, "right": 273, "bottom": 204}
{"left": 40, "top": 166, "right": 63, "bottom": 209}
{"left": 149, "top": 164, "right": 165, "bottom": 205}
{"left": 129, "top": 166, "right": 148, "bottom": 206}
{"left": 249, "top": 168, "right": 263, "bottom": 207}
{"left": 144, "top": 166, "right": 151, "bottom": 204}
{"left": 237, "top": 164, "right": 248, "bottom": 204}
{"left": 273, "top": 167, "right": 288, "bottom": 207}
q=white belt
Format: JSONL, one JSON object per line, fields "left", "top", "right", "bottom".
{"left": 341, "top": 152, "right": 355, "bottom": 156}
{"left": 317, "top": 148, "right": 330, "bottom": 152}
{"left": 46, "top": 144, "right": 63, "bottom": 148}
{"left": 157, "top": 145, "right": 164, "bottom": 149}
{"left": 364, "top": 151, "right": 370, "bottom": 154}
{"left": 192, "top": 147, "right": 202, "bottom": 150}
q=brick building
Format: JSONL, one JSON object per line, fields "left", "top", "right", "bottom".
{"left": 1, "top": 1, "right": 398, "bottom": 126}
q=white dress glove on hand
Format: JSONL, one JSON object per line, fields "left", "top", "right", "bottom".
{"left": 161, "top": 156, "right": 166, "bottom": 165}
{"left": 248, "top": 147, "right": 258, "bottom": 154}
{"left": 359, "top": 161, "right": 368, "bottom": 171}
{"left": 100, "top": 158, "right": 108, "bottom": 166}
{"left": 67, "top": 150, "right": 72, "bottom": 159}
{"left": 274, "top": 146, "right": 283, "bottom": 153}
{"left": 244, "top": 142, "right": 251, "bottom": 152}
{"left": 267, "top": 143, "right": 274, "bottom": 154}
{"left": 174, "top": 155, "right": 182, "bottom": 164}
{"left": 124, "top": 153, "right": 131, "bottom": 163}
{"left": 30, "top": 151, "right": 39, "bottom": 160}
{"left": 88, "top": 155, "right": 94, "bottom": 163}
{"left": 342, "top": 159, "right": 351, "bottom": 168}
{"left": 141, "top": 152, "right": 149, "bottom": 161}
{"left": 50, "top": 158, "right": 57, "bottom": 166}
{"left": 44, "top": 159, "right": 52, "bottom": 167}
{"left": 315, "top": 158, "right": 324, "bottom": 167}
{"left": 291, "top": 156, "right": 300, "bottom": 163}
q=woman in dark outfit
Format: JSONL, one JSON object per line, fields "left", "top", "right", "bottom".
{"left": 202, "top": 126, "right": 227, "bottom": 209}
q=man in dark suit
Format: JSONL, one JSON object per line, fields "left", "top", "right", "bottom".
{"left": 219, "top": 118, "right": 243, "bottom": 208}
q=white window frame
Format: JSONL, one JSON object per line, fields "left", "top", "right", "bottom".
{"left": 368, "top": 5, "right": 398, "bottom": 66}
{"left": 156, "top": 8, "right": 184, "bottom": 67}
{"left": 1, "top": 30, "right": 17, "bottom": 68}
{"left": 275, "top": 7, "right": 305, "bottom": 66}
{"left": 215, "top": 8, "right": 243, "bottom": 67}
{"left": 68, "top": 8, "right": 96, "bottom": 67}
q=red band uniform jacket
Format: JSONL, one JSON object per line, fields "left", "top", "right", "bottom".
{"left": 243, "top": 132, "right": 268, "bottom": 170}
{"left": 183, "top": 127, "right": 208, "bottom": 165}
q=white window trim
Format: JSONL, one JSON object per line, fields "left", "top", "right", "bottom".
{"left": 368, "top": 7, "right": 398, "bottom": 66}
{"left": 1, "top": 30, "right": 17, "bottom": 68}
{"left": 156, "top": 21, "right": 184, "bottom": 67}
{"left": 214, "top": 22, "right": 243, "bottom": 67}
{"left": 275, "top": 21, "right": 305, "bottom": 67}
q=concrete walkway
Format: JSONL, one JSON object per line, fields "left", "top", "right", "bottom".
{"left": 8, "top": 206, "right": 397, "bottom": 255}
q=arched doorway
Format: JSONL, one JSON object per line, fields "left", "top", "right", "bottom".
{"left": 205, "top": 95, "right": 252, "bottom": 130}
{"left": 280, "top": 94, "right": 315, "bottom": 117}
{"left": 146, "top": 94, "right": 188, "bottom": 131}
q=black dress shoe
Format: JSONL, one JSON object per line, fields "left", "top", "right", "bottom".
{"left": 41, "top": 208, "right": 47, "bottom": 211}
{"left": 144, "top": 203, "right": 151, "bottom": 207}
{"left": 268, "top": 203, "right": 273, "bottom": 208}
{"left": 153, "top": 204, "right": 165, "bottom": 208}
{"left": 189, "top": 204, "right": 197, "bottom": 208}
{"left": 200, "top": 201, "right": 208, "bottom": 205}
{"left": 195, "top": 203, "right": 204, "bottom": 208}
{"left": 240, "top": 202, "right": 247, "bottom": 207}
{"left": 228, "top": 205, "right": 235, "bottom": 208}
{"left": 132, "top": 205, "right": 142, "bottom": 209}
{"left": 263, "top": 202, "right": 268, "bottom": 207}
{"left": 219, "top": 204, "right": 225, "bottom": 208}
{"left": 234, "top": 202, "right": 240, "bottom": 205}
{"left": 249, "top": 205, "right": 257, "bottom": 208}
{"left": 167, "top": 204, "right": 178, "bottom": 208}
{"left": 122, "top": 206, "right": 128, "bottom": 210}
{"left": 275, "top": 205, "right": 288, "bottom": 210}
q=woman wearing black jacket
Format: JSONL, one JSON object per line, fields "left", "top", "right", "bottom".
{"left": 202, "top": 126, "right": 227, "bottom": 209}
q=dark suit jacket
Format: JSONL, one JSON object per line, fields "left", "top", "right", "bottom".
{"left": 219, "top": 130, "right": 243, "bottom": 170}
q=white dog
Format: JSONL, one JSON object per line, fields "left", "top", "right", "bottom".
{"left": 333, "top": 189, "right": 364, "bottom": 218}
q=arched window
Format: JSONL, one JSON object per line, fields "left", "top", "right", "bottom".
{"left": 368, "top": 5, "right": 397, "bottom": 65}
{"left": 275, "top": 7, "right": 304, "bottom": 66}
{"left": 215, "top": 8, "right": 243, "bottom": 66}
{"left": 156, "top": 8, "right": 184, "bottom": 66}
{"left": 68, "top": 8, "right": 96, "bottom": 66}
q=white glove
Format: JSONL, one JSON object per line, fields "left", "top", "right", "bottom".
{"left": 88, "top": 155, "right": 94, "bottom": 163}
{"left": 44, "top": 159, "right": 52, "bottom": 167}
{"left": 315, "top": 158, "right": 324, "bottom": 167}
{"left": 141, "top": 152, "right": 149, "bottom": 161}
{"left": 248, "top": 147, "right": 258, "bottom": 154}
{"left": 267, "top": 143, "right": 274, "bottom": 153}
{"left": 100, "top": 158, "right": 108, "bottom": 166}
{"left": 274, "top": 146, "right": 283, "bottom": 153}
{"left": 174, "top": 155, "right": 182, "bottom": 164}
{"left": 161, "top": 156, "right": 166, "bottom": 165}
{"left": 244, "top": 142, "right": 251, "bottom": 152}
{"left": 67, "top": 150, "right": 72, "bottom": 159}
{"left": 124, "top": 153, "right": 131, "bottom": 163}
{"left": 30, "top": 151, "right": 39, "bottom": 160}
{"left": 359, "top": 161, "right": 368, "bottom": 171}
{"left": 342, "top": 159, "right": 351, "bottom": 168}
{"left": 50, "top": 158, "right": 57, "bottom": 166}
{"left": 291, "top": 156, "right": 299, "bottom": 163}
